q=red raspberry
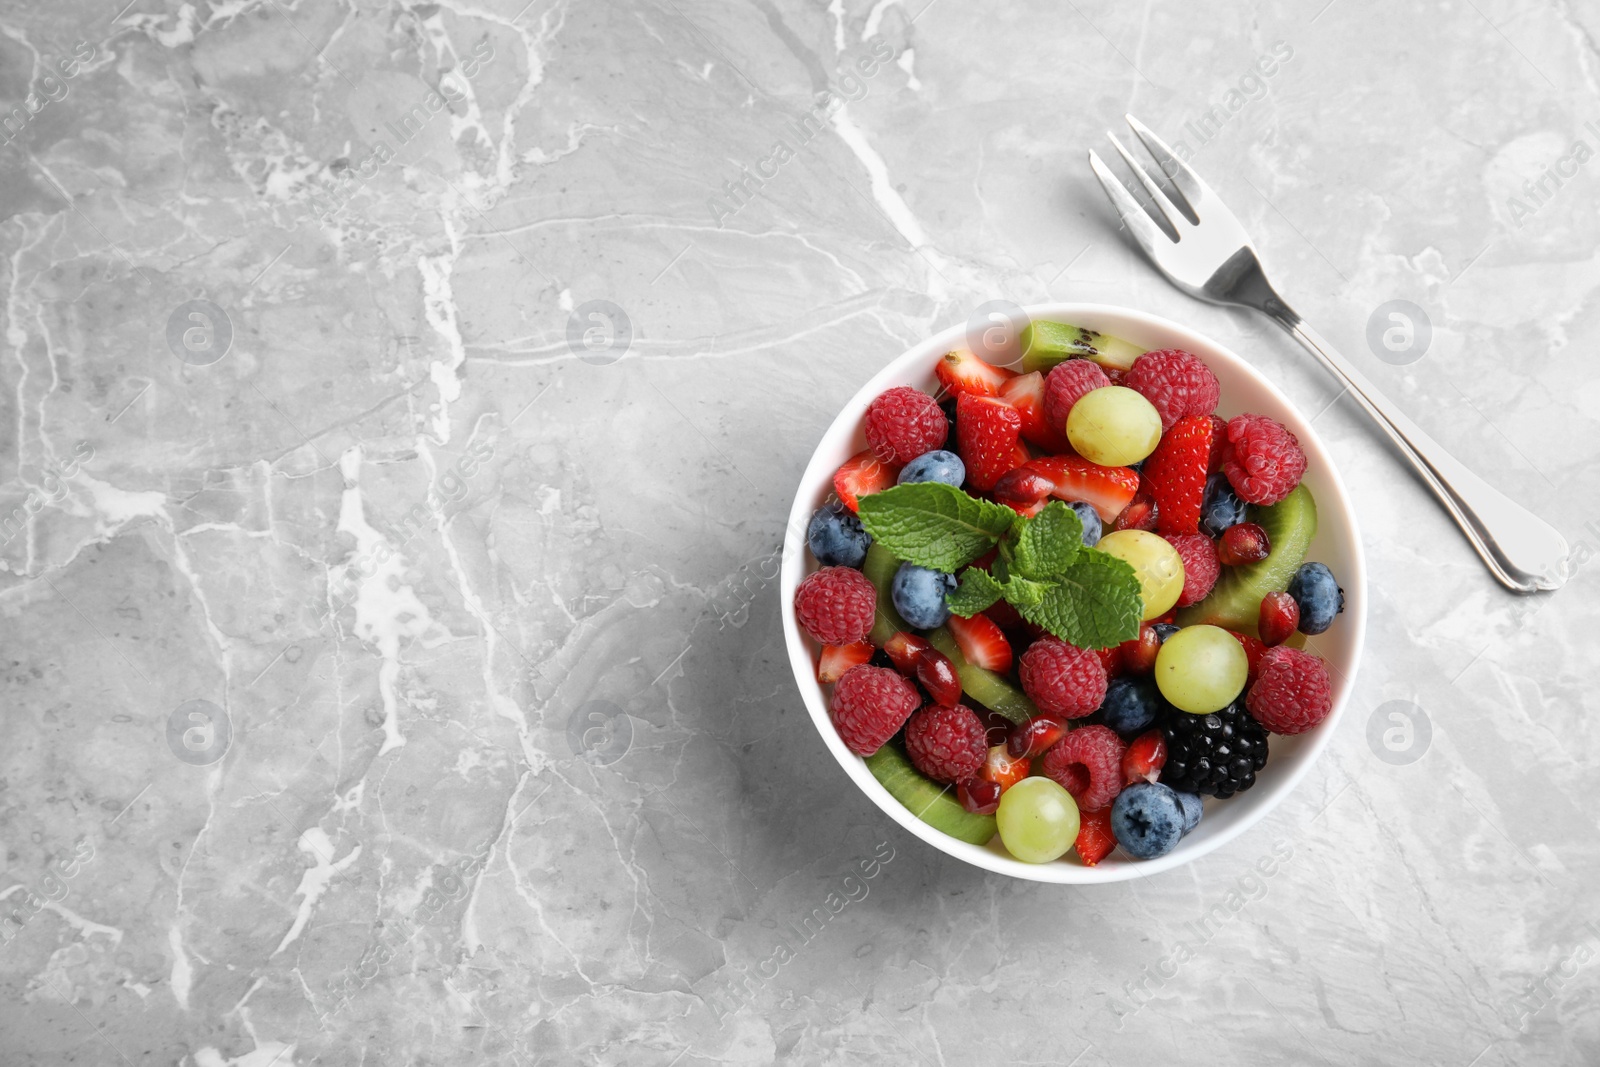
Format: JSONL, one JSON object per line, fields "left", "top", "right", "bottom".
{"left": 864, "top": 386, "right": 947, "bottom": 465}
{"left": 831, "top": 665, "right": 920, "bottom": 755}
{"left": 1165, "top": 533, "right": 1219, "bottom": 607}
{"left": 904, "top": 703, "right": 988, "bottom": 783}
{"left": 1124, "top": 349, "right": 1220, "bottom": 431}
{"left": 1223, "top": 414, "right": 1307, "bottom": 505}
{"left": 1018, "top": 637, "right": 1108, "bottom": 719}
{"left": 1143, "top": 414, "right": 1213, "bottom": 534}
{"left": 1039, "top": 724, "right": 1127, "bottom": 812}
{"left": 794, "top": 567, "right": 876, "bottom": 646}
{"left": 1042, "top": 359, "right": 1111, "bottom": 429}
{"left": 1246, "top": 646, "right": 1333, "bottom": 735}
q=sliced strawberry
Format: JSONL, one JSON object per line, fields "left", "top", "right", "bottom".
{"left": 882, "top": 630, "right": 932, "bottom": 674}
{"left": 1143, "top": 414, "right": 1213, "bottom": 535}
{"left": 1000, "top": 372, "right": 1074, "bottom": 453}
{"left": 818, "top": 641, "right": 874, "bottom": 683}
{"left": 1121, "top": 729, "right": 1167, "bottom": 785}
{"left": 1075, "top": 807, "right": 1116, "bottom": 867}
{"left": 1111, "top": 491, "right": 1158, "bottom": 532}
{"left": 1022, "top": 455, "right": 1140, "bottom": 522}
{"left": 946, "top": 611, "right": 1013, "bottom": 672}
{"left": 980, "top": 744, "right": 1030, "bottom": 791}
{"left": 1226, "top": 629, "right": 1268, "bottom": 685}
{"left": 833, "top": 449, "right": 900, "bottom": 512}
{"left": 956, "top": 393, "right": 1024, "bottom": 492}
{"left": 936, "top": 349, "right": 1014, "bottom": 398}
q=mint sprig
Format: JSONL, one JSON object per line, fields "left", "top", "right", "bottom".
{"left": 857, "top": 482, "right": 1016, "bottom": 572}
{"left": 856, "top": 480, "right": 1143, "bottom": 650}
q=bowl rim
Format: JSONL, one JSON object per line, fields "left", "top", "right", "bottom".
{"left": 780, "top": 302, "right": 1367, "bottom": 883}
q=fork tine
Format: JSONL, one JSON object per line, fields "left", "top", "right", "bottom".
{"left": 1124, "top": 113, "right": 1218, "bottom": 219}
{"left": 1087, "top": 149, "right": 1170, "bottom": 258}
{"left": 1106, "top": 131, "right": 1187, "bottom": 235}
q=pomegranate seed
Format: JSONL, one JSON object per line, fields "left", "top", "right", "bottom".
{"left": 1218, "top": 521, "right": 1271, "bottom": 566}
{"left": 1117, "top": 624, "right": 1162, "bottom": 674}
{"left": 957, "top": 778, "right": 1002, "bottom": 815}
{"left": 1007, "top": 715, "right": 1068, "bottom": 759}
{"left": 915, "top": 649, "right": 962, "bottom": 706}
{"left": 882, "top": 631, "right": 932, "bottom": 674}
{"left": 981, "top": 745, "right": 1030, "bottom": 791}
{"left": 1112, "top": 492, "right": 1158, "bottom": 532}
{"left": 1258, "top": 591, "right": 1299, "bottom": 647}
{"left": 992, "top": 468, "right": 1053, "bottom": 510}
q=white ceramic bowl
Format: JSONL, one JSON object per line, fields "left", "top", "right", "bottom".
{"left": 781, "top": 303, "right": 1366, "bottom": 883}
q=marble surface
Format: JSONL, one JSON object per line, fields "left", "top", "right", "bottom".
{"left": 0, "top": 0, "right": 1597, "bottom": 1063}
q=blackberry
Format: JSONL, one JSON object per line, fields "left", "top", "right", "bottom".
{"left": 1160, "top": 700, "right": 1270, "bottom": 798}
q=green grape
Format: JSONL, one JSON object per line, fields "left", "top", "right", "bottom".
{"left": 1065, "top": 386, "right": 1162, "bottom": 466}
{"left": 1096, "top": 529, "right": 1185, "bottom": 620}
{"left": 996, "top": 777, "right": 1080, "bottom": 863}
{"left": 1154, "top": 624, "right": 1249, "bottom": 714}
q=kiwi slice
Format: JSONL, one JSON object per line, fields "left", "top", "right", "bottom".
{"left": 861, "top": 542, "right": 911, "bottom": 646}
{"left": 927, "top": 626, "right": 1038, "bottom": 725}
{"left": 1176, "top": 484, "right": 1318, "bottom": 636}
{"left": 1019, "top": 320, "right": 1145, "bottom": 374}
{"left": 865, "top": 744, "right": 997, "bottom": 845}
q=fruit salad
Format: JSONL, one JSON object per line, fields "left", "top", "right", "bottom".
{"left": 795, "top": 322, "right": 1346, "bottom": 865}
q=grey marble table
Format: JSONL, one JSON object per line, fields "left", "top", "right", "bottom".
{"left": 0, "top": 0, "right": 1597, "bottom": 1064}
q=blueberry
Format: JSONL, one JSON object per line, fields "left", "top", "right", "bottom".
{"left": 898, "top": 450, "right": 966, "bottom": 488}
{"left": 891, "top": 562, "right": 956, "bottom": 629}
{"left": 1174, "top": 791, "right": 1203, "bottom": 835}
{"left": 1151, "top": 623, "right": 1180, "bottom": 644}
{"left": 1099, "top": 676, "right": 1162, "bottom": 735}
{"left": 1066, "top": 500, "right": 1102, "bottom": 547}
{"left": 807, "top": 503, "right": 872, "bottom": 568}
{"left": 1199, "top": 473, "right": 1248, "bottom": 537}
{"left": 1111, "top": 782, "right": 1186, "bottom": 860}
{"left": 1287, "top": 562, "right": 1344, "bottom": 635}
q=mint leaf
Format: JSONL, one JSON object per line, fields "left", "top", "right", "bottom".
{"left": 1000, "top": 574, "right": 1049, "bottom": 610}
{"left": 858, "top": 483, "right": 1016, "bottom": 572}
{"left": 1015, "top": 551, "right": 1143, "bottom": 649}
{"left": 945, "top": 567, "right": 1004, "bottom": 617}
{"left": 1011, "top": 501, "right": 1084, "bottom": 580}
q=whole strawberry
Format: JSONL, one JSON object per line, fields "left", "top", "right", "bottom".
{"left": 1144, "top": 414, "right": 1214, "bottom": 535}
{"left": 957, "top": 392, "right": 1025, "bottom": 492}
{"left": 1246, "top": 646, "right": 1333, "bottom": 734}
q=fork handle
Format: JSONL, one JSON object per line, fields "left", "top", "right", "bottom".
{"left": 1260, "top": 309, "right": 1567, "bottom": 593}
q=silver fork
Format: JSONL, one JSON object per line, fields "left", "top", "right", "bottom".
{"left": 1088, "top": 114, "right": 1568, "bottom": 594}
